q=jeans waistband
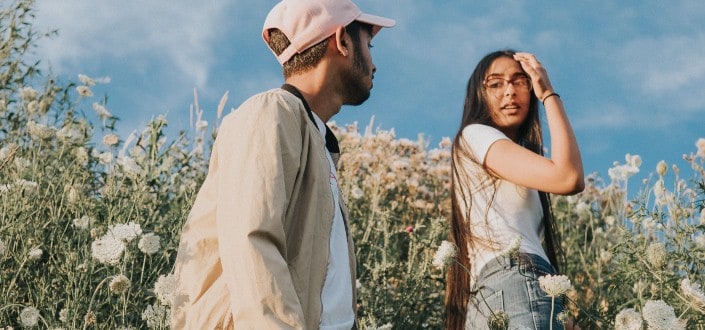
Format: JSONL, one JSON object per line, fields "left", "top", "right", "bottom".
{"left": 475, "top": 252, "right": 556, "bottom": 283}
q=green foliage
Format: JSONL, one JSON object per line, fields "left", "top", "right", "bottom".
{"left": 2, "top": 1, "right": 705, "bottom": 329}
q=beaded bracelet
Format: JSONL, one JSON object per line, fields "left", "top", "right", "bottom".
{"left": 541, "top": 92, "right": 560, "bottom": 104}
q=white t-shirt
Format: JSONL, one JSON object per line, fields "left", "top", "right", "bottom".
{"left": 458, "top": 124, "right": 549, "bottom": 278}
{"left": 312, "top": 113, "right": 355, "bottom": 330}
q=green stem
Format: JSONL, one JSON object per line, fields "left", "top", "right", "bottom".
{"left": 6, "top": 255, "right": 29, "bottom": 297}
{"left": 83, "top": 276, "right": 111, "bottom": 330}
{"left": 550, "top": 296, "right": 555, "bottom": 330}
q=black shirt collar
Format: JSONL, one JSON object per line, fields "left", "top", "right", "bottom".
{"left": 281, "top": 84, "right": 340, "bottom": 154}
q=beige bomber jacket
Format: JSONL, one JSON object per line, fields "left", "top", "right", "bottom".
{"left": 171, "top": 88, "right": 356, "bottom": 329}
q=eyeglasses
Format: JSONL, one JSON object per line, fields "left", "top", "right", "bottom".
{"left": 483, "top": 75, "right": 532, "bottom": 95}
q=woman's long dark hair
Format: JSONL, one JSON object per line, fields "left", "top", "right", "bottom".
{"left": 445, "top": 50, "right": 565, "bottom": 329}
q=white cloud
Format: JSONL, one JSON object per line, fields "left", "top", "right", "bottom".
{"left": 610, "top": 34, "right": 705, "bottom": 114}
{"left": 33, "top": 0, "right": 235, "bottom": 89}
{"left": 616, "top": 35, "right": 705, "bottom": 90}
{"left": 573, "top": 103, "right": 633, "bottom": 130}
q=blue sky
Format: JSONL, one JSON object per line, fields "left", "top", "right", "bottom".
{"left": 32, "top": 0, "right": 705, "bottom": 180}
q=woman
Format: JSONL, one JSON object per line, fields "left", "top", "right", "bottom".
{"left": 446, "top": 50, "right": 584, "bottom": 329}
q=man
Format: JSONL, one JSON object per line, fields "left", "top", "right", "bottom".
{"left": 170, "top": 0, "right": 394, "bottom": 328}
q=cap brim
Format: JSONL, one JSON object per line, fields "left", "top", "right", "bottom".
{"left": 356, "top": 12, "right": 396, "bottom": 37}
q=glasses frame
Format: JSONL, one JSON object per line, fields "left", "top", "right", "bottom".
{"left": 482, "top": 74, "right": 533, "bottom": 95}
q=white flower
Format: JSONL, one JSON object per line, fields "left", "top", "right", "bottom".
{"left": 0, "top": 144, "right": 14, "bottom": 161}
{"left": 653, "top": 180, "right": 672, "bottom": 207}
{"left": 398, "top": 138, "right": 415, "bottom": 148}
{"left": 107, "top": 222, "right": 143, "bottom": 242}
{"left": 138, "top": 233, "right": 161, "bottom": 255}
{"left": 117, "top": 156, "right": 141, "bottom": 175}
{"left": 374, "top": 323, "right": 393, "bottom": 330}
{"left": 680, "top": 278, "right": 705, "bottom": 308}
{"left": 633, "top": 280, "right": 647, "bottom": 295}
{"left": 608, "top": 164, "right": 639, "bottom": 182}
{"left": 141, "top": 303, "right": 170, "bottom": 329}
{"left": 642, "top": 300, "right": 680, "bottom": 330}
{"left": 92, "top": 102, "right": 112, "bottom": 120}
{"left": 696, "top": 138, "right": 705, "bottom": 159}
{"left": 58, "top": 308, "right": 68, "bottom": 323}
{"left": 195, "top": 120, "right": 208, "bottom": 132}
{"left": 66, "top": 186, "right": 80, "bottom": 204}
{"left": 431, "top": 240, "right": 457, "bottom": 269}
{"left": 19, "top": 306, "right": 40, "bottom": 327}
{"left": 350, "top": 187, "right": 364, "bottom": 199}
{"left": 27, "top": 248, "right": 42, "bottom": 260}
{"left": 26, "top": 100, "right": 38, "bottom": 113}
{"left": 695, "top": 235, "right": 705, "bottom": 250}
{"left": 74, "top": 147, "right": 89, "bottom": 166}
{"left": 626, "top": 153, "right": 642, "bottom": 168}
{"left": 646, "top": 242, "right": 667, "bottom": 269}
{"left": 56, "top": 126, "right": 83, "bottom": 142}
{"left": 27, "top": 121, "right": 55, "bottom": 140}
{"left": 20, "top": 86, "right": 38, "bottom": 102}
{"left": 538, "top": 274, "right": 572, "bottom": 297}
{"left": 84, "top": 311, "right": 97, "bottom": 326}
{"left": 155, "top": 114, "right": 168, "bottom": 126}
{"left": 500, "top": 236, "right": 522, "bottom": 257}
{"left": 15, "top": 179, "right": 38, "bottom": 190}
{"left": 576, "top": 201, "right": 591, "bottom": 218}
{"left": 78, "top": 74, "right": 96, "bottom": 86}
{"left": 556, "top": 311, "right": 568, "bottom": 323}
{"left": 72, "top": 216, "right": 94, "bottom": 230}
{"left": 109, "top": 274, "right": 131, "bottom": 294}
{"left": 76, "top": 86, "right": 93, "bottom": 97}
{"left": 102, "top": 134, "right": 119, "bottom": 147}
{"left": 439, "top": 136, "right": 452, "bottom": 149}
{"left": 600, "top": 249, "right": 613, "bottom": 265}
{"left": 614, "top": 308, "right": 642, "bottom": 330}
{"left": 656, "top": 160, "right": 668, "bottom": 177}
{"left": 154, "top": 273, "right": 177, "bottom": 305}
{"left": 391, "top": 158, "right": 410, "bottom": 171}
{"left": 98, "top": 151, "right": 113, "bottom": 165}
{"left": 14, "top": 157, "right": 31, "bottom": 171}
{"left": 427, "top": 149, "right": 444, "bottom": 161}
{"left": 91, "top": 235, "right": 125, "bottom": 265}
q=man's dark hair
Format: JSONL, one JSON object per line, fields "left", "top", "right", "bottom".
{"left": 267, "top": 21, "right": 373, "bottom": 78}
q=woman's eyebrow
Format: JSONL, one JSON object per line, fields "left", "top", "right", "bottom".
{"left": 485, "top": 72, "right": 528, "bottom": 78}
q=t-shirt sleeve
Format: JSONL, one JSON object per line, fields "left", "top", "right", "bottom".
{"left": 460, "top": 124, "right": 510, "bottom": 164}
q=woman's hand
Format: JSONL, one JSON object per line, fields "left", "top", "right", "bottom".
{"left": 482, "top": 51, "right": 584, "bottom": 195}
{"left": 513, "top": 52, "right": 554, "bottom": 101}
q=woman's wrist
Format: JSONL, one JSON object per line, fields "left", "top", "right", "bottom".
{"left": 541, "top": 92, "right": 560, "bottom": 104}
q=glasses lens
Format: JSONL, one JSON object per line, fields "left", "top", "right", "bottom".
{"left": 514, "top": 76, "right": 530, "bottom": 88}
{"left": 484, "top": 76, "right": 531, "bottom": 95}
{"left": 485, "top": 78, "right": 505, "bottom": 90}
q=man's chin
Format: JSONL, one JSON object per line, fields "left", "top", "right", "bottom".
{"left": 344, "top": 89, "right": 371, "bottom": 106}
{"left": 345, "top": 94, "right": 371, "bottom": 106}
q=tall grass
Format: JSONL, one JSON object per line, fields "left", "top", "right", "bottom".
{"left": 1, "top": 1, "right": 704, "bottom": 328}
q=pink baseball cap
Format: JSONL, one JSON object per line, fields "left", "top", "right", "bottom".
{"left": 262, "top": 0, "right": 395, "bottom": 65}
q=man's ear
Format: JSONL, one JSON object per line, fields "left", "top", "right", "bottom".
{"left": 334, "top": 26, "right": 349, "bottom": 57}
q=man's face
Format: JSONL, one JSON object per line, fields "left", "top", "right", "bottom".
{"left": 341, "top": 29, "right": 375, "bottom": 106}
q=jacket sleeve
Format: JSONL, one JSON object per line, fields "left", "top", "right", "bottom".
{"left": 214, "top": 92, "right": 306, "bottom": 329}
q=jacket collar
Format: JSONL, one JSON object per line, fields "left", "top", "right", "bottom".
{"left": 281, "top": 84, "right": 341, "bottom": 155}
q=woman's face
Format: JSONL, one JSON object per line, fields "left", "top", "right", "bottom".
{"left": 483, "top": 56, "right": 532, "bottom": 139}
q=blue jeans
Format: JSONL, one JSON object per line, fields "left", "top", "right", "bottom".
{"left": 465, "top": 253, "right": 564, "bottom": 330}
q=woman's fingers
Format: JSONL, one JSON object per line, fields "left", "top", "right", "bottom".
{"left": 514, "top": 52, "right": 554, "bottom": 97}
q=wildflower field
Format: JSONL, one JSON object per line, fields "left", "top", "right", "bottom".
{"left": 2, "top": 1, "right": 705, "bottom": 329}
